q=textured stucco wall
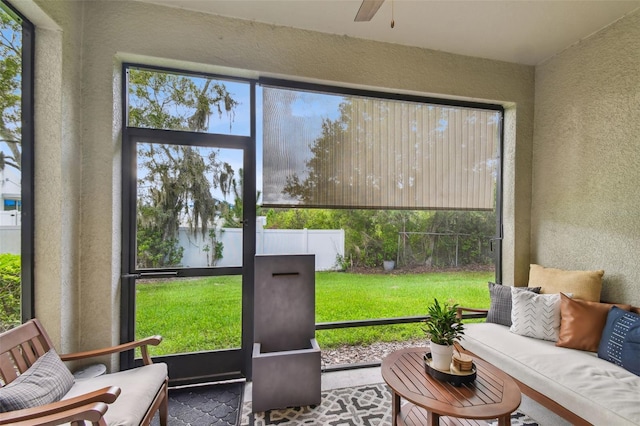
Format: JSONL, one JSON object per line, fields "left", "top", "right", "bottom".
{"left": 533, "top": 9, "right": 640, "bottom": 305}
{"left": 24, "top": 0, "right": 535, "bottom": 353}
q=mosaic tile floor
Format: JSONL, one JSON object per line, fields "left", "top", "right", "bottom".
{"left": 241, "top": 383, "right": 539, "bottom": 426}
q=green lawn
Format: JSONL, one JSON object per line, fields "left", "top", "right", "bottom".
{"left": 136, "top": 271, "right": 492, "bottom": 356}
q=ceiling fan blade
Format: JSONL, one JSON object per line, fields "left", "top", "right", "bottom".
{"left": 354, "top": 0, "right": 385, "bottom": 22}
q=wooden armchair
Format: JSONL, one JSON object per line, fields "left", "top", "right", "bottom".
{"left": 455, "top": 306, "right": 489, "bottom": 320}
{"left": 0, "top": 319, "right": 168, "bottom": 426}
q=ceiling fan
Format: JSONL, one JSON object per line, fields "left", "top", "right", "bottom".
{"left": 354, "top": 0, "right": 385, "bottom": 22}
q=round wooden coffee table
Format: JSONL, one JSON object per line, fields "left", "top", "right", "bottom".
{"left": 381, "top": 347, "right": 521, "bottom": 426}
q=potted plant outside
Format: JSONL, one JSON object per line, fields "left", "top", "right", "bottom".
{"left": 423, "top": 298, "right": 465, "bottom": 371}
{"left": 380, "top": 238, "right": 398, "bottom": 272}
{"left": 382, "top": 246, "right": 396, "bottom": 271}
{"left": 383, "top": 259, "right": 395, "bottom": 271}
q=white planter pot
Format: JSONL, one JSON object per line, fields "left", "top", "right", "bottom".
{"left": 383, "top": 260, "right": 395, "bottom": 271}
{"left": 430, "top": 341, "right": 453, "bottom": 371}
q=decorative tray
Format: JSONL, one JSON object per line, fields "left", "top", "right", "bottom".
{"left": 423, "top": 353, "right": 477, "bottom": 386}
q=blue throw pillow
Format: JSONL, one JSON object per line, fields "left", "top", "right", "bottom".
{"left": 598, "top": 306, "right": 640, "bottom": 372}
{"left": 622, "top": 321, "right": 640, "bottom": 376}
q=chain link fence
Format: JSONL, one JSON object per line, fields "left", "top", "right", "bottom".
{"left": 397, "top": 232, "right": 495, "bottom": 269}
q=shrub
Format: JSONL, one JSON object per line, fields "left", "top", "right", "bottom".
{"left": 0, "top": 253, "right": 21, "bottom": 331}
{"left": 136, "top": 226, "right": 184, "bottom": 268}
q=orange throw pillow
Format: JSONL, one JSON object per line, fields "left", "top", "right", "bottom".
{"left": 557, "top": 293, "right": 632, "bottom": 351}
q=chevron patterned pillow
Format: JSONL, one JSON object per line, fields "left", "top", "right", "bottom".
{"left": 510, "top": 290, "right": 564, "bottom": 341}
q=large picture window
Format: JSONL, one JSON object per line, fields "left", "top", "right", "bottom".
{"left": 122, "top": 65, "right": 503, "bottom": 374}
{"left": 0, "top": 1, "right": 34, "bottom": 330}
{"left": 259, "top": 80, "right": 503, "bottom": 366}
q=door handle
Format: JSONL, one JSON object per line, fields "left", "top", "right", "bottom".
{"left": 121, "top": 271, "right": 179, "bottom": 279}
{"left": 121, "top": 273, "right": 141, "bottom": 279}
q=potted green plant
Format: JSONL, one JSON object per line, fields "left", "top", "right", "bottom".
{"left": 382, "top": 246, "right": 396, "bottom": 271}
{"left": 423, "top": 298, "right": 465, "bottom": 370}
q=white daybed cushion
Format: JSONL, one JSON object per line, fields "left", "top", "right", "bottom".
{"left": 461, "top": 323, "right": 640, "bottom": 426}
{"left": 62, "top": 363, "right": 167, "bottom": 426}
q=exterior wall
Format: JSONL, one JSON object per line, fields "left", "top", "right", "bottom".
{"left": 533, "top": 9, "right": 640, "bottom": 305}
{"left": 0, "top": 168, "right": 21, "bottom": 203}
{"left": 22, "top": 0, "right": 534, "bottom": 355}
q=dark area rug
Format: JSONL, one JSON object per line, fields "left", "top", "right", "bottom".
{"left": 240, "top": 383, "right": 540, "bottom": 426}
{"left": 152, "top": 382, "right": 244, "bottom": 426}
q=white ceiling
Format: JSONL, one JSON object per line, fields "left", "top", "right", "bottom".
{"left": 136, "top": 0, "right": 640, "bottom": 65}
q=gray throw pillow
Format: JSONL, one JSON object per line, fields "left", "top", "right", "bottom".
{"left": 486, "top": 282, "right": 541, "bottom": 326}
{"left": 0, "top": 349, "right": 75, "bottom": 412}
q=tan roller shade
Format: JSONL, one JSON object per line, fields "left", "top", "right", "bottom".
{"left": 262, "top": 86, "right": 501, "bottom": 210}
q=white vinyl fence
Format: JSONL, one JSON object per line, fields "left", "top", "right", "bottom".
{"left": 178, "top": 226, "right": 345, "bottom": 271}
{"left": 1, "top": 217, "right": 345, "bottom": 271}
{"left": 0, "top": 227, "right": 20, "bottom": 255}
{"left": 1, "top": 211, "right": 22, "bottom": 255}
{"left": 0, "top": 211, "right": 21, "bottom": 227}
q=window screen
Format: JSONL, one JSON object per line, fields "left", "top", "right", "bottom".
{"left": 262, "top": 85, "right": 501, "bottom": 210}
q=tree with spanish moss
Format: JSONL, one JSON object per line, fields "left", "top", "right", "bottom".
{"left": 129, "top": 69, "right": 238, "bottom": 267}
{"left": 0, "top": 10, "right": 21, "bottom": 173}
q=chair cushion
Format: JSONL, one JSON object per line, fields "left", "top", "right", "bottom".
{"left": 557, "top": 293, "right": 631, "bottom": 352}
{"left": 486, "top": 282, "right": 540, "bottom": 326}
{"left": 527, "top": 264, "right": 603, "bottom": 302}
{"left": 462, "top": 322, "right": 640, "bottom": 425}
{"left": 0, "top": 349, "right": 75, "bottom": 412}
{"left": 62, "top": 363, "right": 167, "bottom": 426}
